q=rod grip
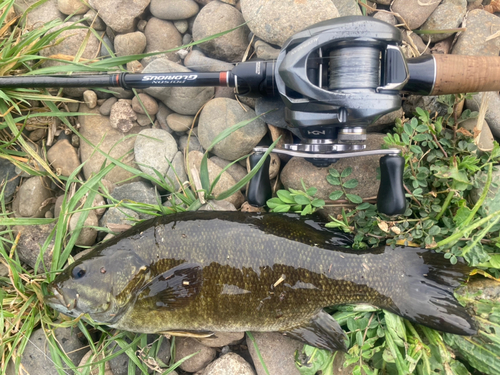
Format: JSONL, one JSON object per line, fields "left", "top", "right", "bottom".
{"left": 247, "top": 152, "right": 272, "bottom": 207}
{"left": 431, "top": 55, "right": 500, "bottom": 95}
{"left": 377, "top": 155, "right": 406, "bottom": 216}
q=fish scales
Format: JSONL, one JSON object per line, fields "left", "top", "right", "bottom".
{"left": 46, "top": 212, "right": 477, "bottom": 351}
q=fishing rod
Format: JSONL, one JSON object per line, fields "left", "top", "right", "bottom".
{"left": 2, "top": 16, "right": 500, "bottom": 215}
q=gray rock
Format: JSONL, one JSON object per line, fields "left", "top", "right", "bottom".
{"left": 184, "top": 49, "right": 235, "bottom": 72}
{"left": 134, "top": 128, "right": 178, "bottom": 178}
{"left": 165, "top": 151, "right": 189, "bottom": 191}
{"left": 110, "top": 181, "right": 159, "bottom": 219}
{"left": 281, "top": 133, "right": 388, "bottom": 217}
{"left": 136, "top": 113, "right": 155, "bottom": 126}
{"left": 470, "top": 167, "right": 500, "bottom": 216}
{"left": 13, "top": 0, "right": 64, "bottom": 30}
{"left": 83, "top": 90, "right": 98, "bottom": 109}
{"left": 166, "top": 113, "right": 194, "bottom": 132}
{"left": 179, "top": 134, "right": 204, "bottom": 154}
{"left": 58, "top": 0, "right": 89, "bottom": 15}
{"left": 255, "top": 97, "right": 302, "bottom": 139}
{"left": 100, "top": 34, "right": 115, "bottom": 58}
{"left": 15, "top": 327, "right": 86, "bottom": 375}
{"left": 13, "top": 223, "right": 55, "bottom": 269}
{"left": 392, "top": 0, "right": 440, "bottom": 29}
{"left": 402, "top": 31, "right": 429, "bottom": 58}
{"left": 174, "top": 337, "right": 216, "bottom": 373}
{"left": 93, "top": 0, "right": 149, "bottom": 33}
{"left": 333, "top": 0, "right": 362, "bottom": 16}
{"left": 459, "top": 118, "right": 495, "bottom": 151}
{"left": 199, "top": 200, "right": 237, "bottom": 211}
{"left": 0, "top": 158, "right": 20, "bottom": 202}
{"left": 174, "top": 20, "right": 189, "bottom": 34}
{"left": 373, "top": 11, "right": 397, "bottom": 25}
{"left": 114, "top": 31, "right": 147, "bottom": 57}
{"left": 183, "top": 33, "right": 192, "bottom": 45}
{"left": 403, "top": 95, "right": 449, "bottom": 119}
{"left": 78, "top": 350, "right": 113, "bottom": 375}
{"left": 150, "top": 0, "right": 199, "bottom": 20}
{"left": 108, "top": 86, "right": 134, "bottom": 99}
{"left": 99, "top": 97, "right": 118, "bottom": 116}
{"left": 193, "top": 1, "right": 250, "bottom": 62}
{"left": 240, "top": 0, "right": 339, "bottom": 46}
{"left": 453, "top": 9, "right": 500, "bottom": 55}
{"left": 209, "top": 156, "right": 248, "bottom": 189}
{"left": 132, "top": 93, "right": 159, "bottom": 115}
{"left": 110, "top": 100, "right": 138, "bottom": 133}
{"left": 29, "top": 127, "right": 47, "bottom": 142}
{"left": 465, "top": 92, "right": 500, "bottom": 139}
{"left": 79, "top": 104, "right": 141, "bottom": 185}
{"left": 254, "top": 40, "right": 280, "bottom": 60}
{"left": 99, "top": 206, "right": 140, "bottom": 229}
{"left": 215, "top": 86, "right": 236, "bottom": 100}
{"left": 197, "top": 332, "right": 245, "bottom": 347}
{"left": 198, "top": 98, "right": 267, "bottom": 161}
{"left": 187, "top": 151, "right": 245, "bottom": 208}
{"left": 13, "top": 176, "right": 53, "bottom": 218}
{"left": 368, "top": 108, "right": 403, "bottom": 133}
{"left": 144, "top": 17, "right": 182, "bottom": 64}
{"left": 246, "top": 332, "right": 302, "bottom": 375}
{"left": 143, "top": 58, "right": 214, "bottom": 115}
{"left": 420, "top": 0, "right": 467, "bottom": 43}
{"left": 202, "top": 352, "right": 255, "bottom": 375}
{"left": 108, "top": 339, "right": 143, "bottom": 375}
{"left": 156, "top": 102, "right": 175, "bottom": 131}
{"left": 84, "top": 9, "right": 106, "bottom": 30}
{"left": 47, "top": 139, "right": 81, "bottom": 177}
{"left": 69, "top": 211, "right": 99, "bottom": 246}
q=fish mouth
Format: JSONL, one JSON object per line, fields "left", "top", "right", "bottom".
{"left": 44, "top": 285, "right": 77, "bottom": 315}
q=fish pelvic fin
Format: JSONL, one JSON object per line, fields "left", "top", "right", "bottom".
{"left": 280, "top": 310, "right": 348, "bottom": 352}
{"left": 382, "top": 247, "right": 477, "bottom": 336}
{"left": 159, "top": 330, "right": 215, "bottom": 338}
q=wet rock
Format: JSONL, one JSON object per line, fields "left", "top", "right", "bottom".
{"left": 110, "top": 181, "right": 159, "bottom": 219}
{"left": 202, "top": 352, "right": 255, "bottom": 375}
{"left": 333, "top": 0, "right": 362, "bottom": 16}
{"left": 199, "top": 200, "right": 237, "bottom": 211}
{"left": 79, "top": 104, "right": 141, "bottom": 185}
{"left": 83, "top": 90, "right": 98, "bottom": 109}
{"left": 452, "top": 9, "right": 500, "bottom": 55}
{"left": 197, "top": 332, "right": 245, "bottom": 347}
{"left": 0, "top": 158, "right": 20, "bottom": 202}
{"left": 465, "top": 92, "right": 500, "bottom": 139}
{"left": 58, "top": 0, "right": 89, "bottom": 15}
{"left": 166, "top": 113, "right": 194, "bottom": 132}
{"left": 69, "top": 211, "right": 99, "bottom": 246}
{"left": 254, "top": 40, "right": 280, "bottom": 60}
{"left": 13, "top": 223, "right": 55, "bottom": 269}
{"left": 132, "top": 93, "right": 159, "bottom": 115}
{"left": 246, "top": 332, "right": 302, "bottom": 375}
{"left": 184, "top": 49, "right": 234, "bottom": 72}
{"left": 110, "top": 100, "right": 138, "bottom": 133}
{"left": 143, "top": 58, "right": 214, "bottom": 115}
{"left": 13, "top": 0, "right": 64, "bottom": 30}
{"left": 47, "top": 139, "right": 81, "bottom": 177}
{"left": 198, "top": 98, "right": 267, "bottom": 161}
{"left": 150, "top": 0, "right": 199, "bottom": 20}
{"left": 174, "top": 337, "right": 216, "bottom": 373}
{"left": 193, "top": 1, "right": 250, "bottom": 62}
{"left": 99, "top": 97, "right": 118, "bottom": 116}
{"left": 13, "top": 176, "right": 53, "bottom": 218}
{"left": 15, "top": 327, "right": 86, "bottom": 375}
{"left": 420, "top": 0, "right": 467, "bottom": 43}
{"left": 93, "top": 0, "right": 149, "bottom": 33}
{"left": 114, "top": 31, "right": 147, "bottom": 57}
{"left": 144, "top": 17, "right": 182, "bottom": 64}
{"left": 392, "top": 0, "right": 440, "bottom": 29}
{"left": 134, "top": 128, "right": 178, "bottom": 178}
{"left": 210, "top": 156, "right": 247, "bottom": 189}
{"left": 187, "top": 151, "right": 245, "bottom": 208}
{"left": 240, "top": 0, "right": 339, "bottom": 46}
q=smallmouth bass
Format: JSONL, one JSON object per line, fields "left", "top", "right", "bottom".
{"left": 45, "top": 212, "right": 476, "bottom": 351}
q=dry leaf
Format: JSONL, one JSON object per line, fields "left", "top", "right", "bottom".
{"left": 378, "top": 221, "right": 389, "bottom": 233}
{"left": 485, "top": 0, "right": 500, "bottom": 13}
{"left": 390, "top": 226, "right": 401, "bottom": 235}
{"left": 456, "top": 127, "right": 473, "bottom": 137}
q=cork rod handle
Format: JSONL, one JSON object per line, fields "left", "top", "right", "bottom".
{"left": 431, "top": 54, "right": 500, "bottom": 96}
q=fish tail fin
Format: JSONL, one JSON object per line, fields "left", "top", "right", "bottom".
{"left": 382, "top": 247, "right": 477, "bottom": 335}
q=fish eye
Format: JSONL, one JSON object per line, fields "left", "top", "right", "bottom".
{"left": 72, "top": 266, "right": 86, "bottom": 279}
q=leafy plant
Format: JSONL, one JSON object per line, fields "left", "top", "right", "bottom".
{"left": 267, "top": 179, "right": 325, "bottom": 215}
{"left": 327, "top": 166, "right": 363, "bottom": 204}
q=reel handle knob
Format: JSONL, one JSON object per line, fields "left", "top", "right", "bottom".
{"left": 377, "top": 154, "right": 406, "bottom": 216}
{"left": 247, "top": 152, "right": 272, "bottom": 207}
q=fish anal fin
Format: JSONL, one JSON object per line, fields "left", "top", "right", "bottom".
{"left": 280, "top": 310, "right": 347, "bottom": 352}
{"left": 138, "top": 262, "right": 202, "bottom": 311}
{"left": 160, "top": 330, "right": 215, "bottom": 338}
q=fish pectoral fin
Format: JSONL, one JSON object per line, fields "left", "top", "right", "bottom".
{"left": 138, "top": 263, "right": 202, "bottom": 311}
{"left": 280, "top": 310, "right": 347, "bottom": 352}
{"left": 159, "top": 330, "right": 215, "bottom": 338}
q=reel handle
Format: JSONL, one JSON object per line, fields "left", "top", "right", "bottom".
{"left": 377, "top": 155, "right": 406, "bottom": 216}
{"left": 247, "top": 152, "right": 272, "bottom": 207}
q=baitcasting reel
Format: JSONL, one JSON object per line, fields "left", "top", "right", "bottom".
{"left": 2, "top": 16, "right": 500, "bottom": 215}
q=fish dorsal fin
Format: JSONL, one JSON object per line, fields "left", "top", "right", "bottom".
{"left": 138, "top": 262, "right": 202, "bottom": 311}
{"left": 280, "top": 310, "right": 347, "bottom": 352}
{"left": 159, "top": 330, "right": 215, "bottom": 338}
